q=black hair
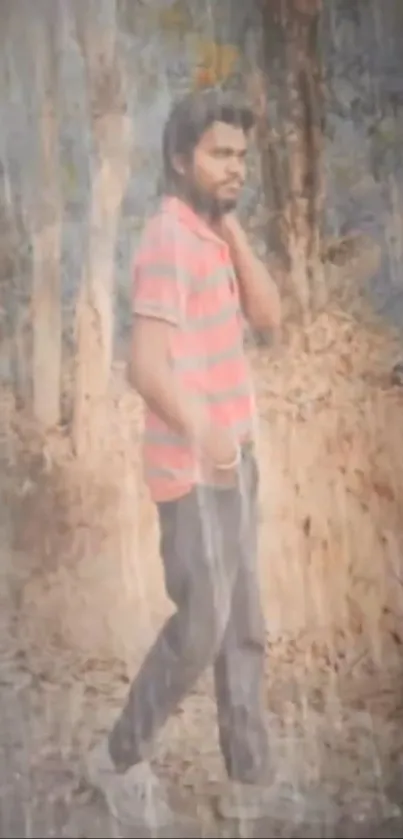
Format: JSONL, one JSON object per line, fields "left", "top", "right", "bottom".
{"left": 162, "top": 87, "right": 255, "bottom": 193}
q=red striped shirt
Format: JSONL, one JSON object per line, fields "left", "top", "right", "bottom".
{"left": 133, "top": 196, "right": 255, "bottom": 502}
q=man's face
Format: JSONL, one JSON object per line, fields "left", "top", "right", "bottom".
{"left": 177, "top": 121, "right": 248, "bottom": 216}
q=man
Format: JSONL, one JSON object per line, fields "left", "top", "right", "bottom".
{"left": 88, "top": 88, "right": 281, "bottom": 829}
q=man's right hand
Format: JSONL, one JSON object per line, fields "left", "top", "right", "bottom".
{"left": 195, "top": 423, "right": 240, "bottom": 487}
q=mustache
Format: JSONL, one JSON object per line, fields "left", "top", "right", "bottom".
{"left": 221, "top": 179, "right": 243, "bottom": 188}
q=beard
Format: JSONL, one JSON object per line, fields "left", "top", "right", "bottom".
{"left": 179, "top": 178, "right": 239, "bottom": 219}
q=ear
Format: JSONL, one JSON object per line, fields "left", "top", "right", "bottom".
{"left": 172, "top": 153, "right": 187, "bottom": 176}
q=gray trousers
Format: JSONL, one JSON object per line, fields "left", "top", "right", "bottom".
{"left": 109, "top": 449, "right": 269, "bottom": 784}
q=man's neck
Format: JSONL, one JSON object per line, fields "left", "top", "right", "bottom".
{"left": 168, "top": 187, "right": 219, "bottom": 227}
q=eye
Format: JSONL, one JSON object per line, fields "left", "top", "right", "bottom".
{"left": 213, "top": 149, "right": 231, "bottom": 159}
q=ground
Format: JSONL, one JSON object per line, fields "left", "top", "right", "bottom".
{"left": 1, "top": 627, "right": 403, "bottom": 839}
{"left": 2, "top": 306, "right": 403, "bottom": 838}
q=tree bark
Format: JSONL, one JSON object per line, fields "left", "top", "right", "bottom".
{"left": 259, "top": 0, "right": 325, "bottom": 326}
{"left": 19, "top": 6, "right": 62, "bottom": 426}
{"left": 71, "top": 1, "right": 131, "bottom": 459}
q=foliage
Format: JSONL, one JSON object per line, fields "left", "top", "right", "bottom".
{"left": 155, "top": 0, "right": 192, "bottom": 35}
{"left": 192, "top": 38, "right": 240, "bottom": 89}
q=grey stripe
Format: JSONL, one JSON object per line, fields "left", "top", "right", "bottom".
{"left": 145, "top": 411, "right": 253, "bottom": 450}
{"left": 145, "top": 428, "right": 189, "bottom": 449}
{"left": 135, "top": 263, "right": 194, "bottom": 287}
{"left": 145, "top": 463, "right": 195, "bottom": 480}
{"left": 207, "top": 381, "right": 252, "bottom": 405}
{"left": 199, "top": 266, "right": 234, "bottom": 291}
{"left": 174, "top": 341, "right": 244, "bottom": 372}
{"left": 136, "top": 264, "right": 236, "bottom": 302}
{"left": 189, "top": 300, "right": 239, "bottom": 333}
{"left": 134, "top": 302, "right": 179, "bottom": 324}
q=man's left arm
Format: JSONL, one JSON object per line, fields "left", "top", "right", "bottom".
{"left": 219, "top": 214, "right": 281, "bottom": 333}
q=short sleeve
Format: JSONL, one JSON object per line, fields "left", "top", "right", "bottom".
{"left": 132, "top": 216, "right": 193, "bottom": 326}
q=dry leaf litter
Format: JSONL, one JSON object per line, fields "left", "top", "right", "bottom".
{"left": 1, "top": 304, "right": 403, "bottom": 831}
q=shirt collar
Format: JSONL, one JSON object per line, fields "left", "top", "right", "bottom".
{"left": 161, "top": 195, "right": 228, "bottom": 249}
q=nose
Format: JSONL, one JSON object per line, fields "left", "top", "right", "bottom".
{"left": 226, "top": 156, "right": 244, "bottom": 180}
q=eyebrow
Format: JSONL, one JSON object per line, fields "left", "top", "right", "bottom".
{"left": 213, "top": 146, "right": 247, "bottom": 155}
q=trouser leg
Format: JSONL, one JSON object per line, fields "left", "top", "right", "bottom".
{"left": 213, "top": 455, "right": 269, "bottom": 784}
{"left": 108, "top": 477, "right": 244, "bottom": 770}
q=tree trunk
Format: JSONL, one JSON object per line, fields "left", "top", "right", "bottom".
{"left": 259, "top": 0, "right": 324, "bottom": 326}
{"left": 1, "top": 4, "right": 63, "bottom": 425}
{"left": 71, "top": 1, "right": 131, "bottom": 459}
{"left": 31, "top": 11, "right": 62, "bottom": 427}
{"left": 0, "top": 197, "right": 31, "bottom": 410}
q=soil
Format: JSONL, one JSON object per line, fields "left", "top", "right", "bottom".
{"left": 2, "top": 310, "right": 403, "bottom": 838}
{"left": 1, "top": 612, "right": 403, "bottom": 839}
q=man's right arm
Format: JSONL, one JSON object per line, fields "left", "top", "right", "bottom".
{"left": 129, "top": 218, "right": 208, "bottom": 442}
{"left": 129, "top": 314, "right": 207, "bottom": 442}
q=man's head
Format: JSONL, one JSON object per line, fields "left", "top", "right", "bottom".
{"left": 162, "top": 88, "right": 255, "bottom": 217}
